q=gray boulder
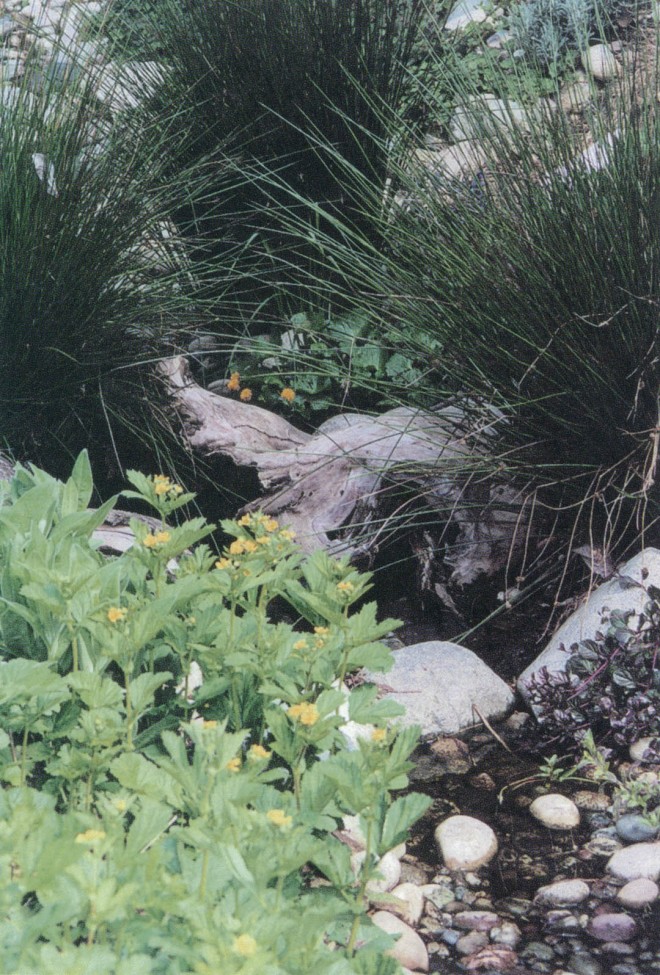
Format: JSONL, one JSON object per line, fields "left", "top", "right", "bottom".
{"left": 366, "top": 640, "right": 514, "bottom": 737}
{"left": 518, "top": 548, "right": 660, "bottom": 706}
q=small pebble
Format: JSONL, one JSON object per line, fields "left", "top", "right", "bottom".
{"left": 453, "top": 910, "right": 499, "bottom": 931}
{"left": 588, "top": 912, "right": 638, "bottom": 942}
{"left": 455, "top": 929, "right": 489, "bottom": 955}
{"left": 608, "top": 841, "right": 660, "bottom": 881}
{"left": 435, "top": 815, "right": 498, "bottom": 871}
{"left": 529, "top": 793, "right": 580, "bottom": 830}
{"left": 568, "top": 952, "right": 603, "bottom": 975}
{"left": 616, "top": 813, "right": 659, "bottom": 843}
{"left": 629, "top": 736, "right": 659, "bottom": 761}
{"left": 573, "top": 790, "right": 612, "bottom": 812}
{"left": 616, "top": 877, "right": 659, "bottom": 908}
{"left": 535, "top": 878, "right": 590, "bottom": 906}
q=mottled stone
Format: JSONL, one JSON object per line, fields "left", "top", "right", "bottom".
{"left": 464, "top": 944, "right": 519, "bottom": 970}
{"left": 616, "top": 813, "right": 659, "bottom": 844}
{"left": 607, "top": 842, "right": 660, "bottom": 881}
{"left": 455, "top": 930, "right": 489, "bottom": 955}
{"left": 372, "top": 911, "right": 429, "bottom": 972}
{"left": 529, "top": 793, "right": 580, "bottom": 830}
{"left": 573, "top": 790, "right": 612, "bottom": 812}
{"left": 616, "top": 877, "right": 659, "bottom": 909}
{"left": 629, "top": 737, "right": 660, "bottom": 762}
{"left": 435, "top": 815, "right": 498, "bottom": 871}
{"left": 587, "top": 912, "right": 637, "bottom": 942}
{"left": 535, "top": 878, "right": 590, "bottom": 906}
{"left": 454, "top": 910, "right": 499, "bottom": 931}
{"left": 429, "top": 736, "right": 472, "bottom": 774}
{"left": 581, "top": 43, "right": 620, "bottom": 81}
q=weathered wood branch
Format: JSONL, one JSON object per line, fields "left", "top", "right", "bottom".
{"left": 160, "top": 356, "right": 532, "bottom": 584}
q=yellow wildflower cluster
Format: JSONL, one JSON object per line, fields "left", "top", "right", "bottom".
{"left": 152, "top": 474, "right": 184, "bottom": 498}
{"left": 226, "top": 757, "right": 242, "bottom": 773}
{"left": 232, "top": 934, "right": 257, "bottom": 957}
{"left": 238, "top": 512, "right": 280, "bottom": 533}
{"left": 287, "top": 701, "right": 320, "bottom": 726}
{"left": 266, "top": 808, "right": 292, "bottom": 829}
{"left": 229, "top": 538, "right": 259, "bottom": 556}
{"left": 107, "top": 606, "right": 127, "bottom": 624}
{"left": 143, "top": 530, "right": 171, "bottom": 549}
{"left": 227, "top": 371, "right": 241, "bottom": 392}
{"left": 280, "top": 387, "right": 296, "bottom": 403}
{"left": 75, "top": 829, "right": 106, "bottom": 844}
{"left": 248, "top": 743, "right": 271, "bottom": 761}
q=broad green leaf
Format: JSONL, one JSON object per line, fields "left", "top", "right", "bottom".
{"left": 379, "top": 792, "right": 432, "bottom": 855}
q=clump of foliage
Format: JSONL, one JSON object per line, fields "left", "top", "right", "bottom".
{"left": 509, "top": 0, "right": 640, "bottom": 67}
{"left": 123, "top": 0, "right": 428, "bottom": 325}
{"left": 0, "top": 453, "right": 430, "bottom": 972}
{"left": 525, "top": 580, "right": 660, "bottom": 758}
{"left": 0, "top": 51, "right": 224, "bottom": 488}
{"left": 198, "top": 308, "right": 428, "bottom": 422}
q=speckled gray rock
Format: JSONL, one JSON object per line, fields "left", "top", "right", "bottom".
{"left": 435, "top": 815, "right": 498, "bottom": 871}
{"left": 616, "top": 877, "right": 659, "bottom": 909}
{"left": 372, "top": 911, "right": 429, "bottom": 972}
{"left": 535, "top": 878, "right": 590, "bottom": 906}
{"left": 444, "top": 0, "right": 489, "bottom": 30}
{"left": 581, "top": 43, "right": 620, "bottom": 81}
{"left": 615, "top": 813, "right": 659, "bottom": 843}
{"left": 450, "top": 95, "right": 529, "bottom": 142}
{"left": 366, "top": 641, "right": 514, "bottom": 737}
{"left": 587, "top": 912, "right": 637, "bottom": 942}
{"left": 629, "top": 736, "right": 659, "bottom": 761}
{"left": 607, "top": 841, "right": 660, "bottom": 881}
{"left": 529, "top": 794, "right": 580, "bottom": 830}
{"left": 453, "top": 910, "right": 499, "bottom": 931}
{"left": 518, "top": 549, "right": 660, "bottom": 706}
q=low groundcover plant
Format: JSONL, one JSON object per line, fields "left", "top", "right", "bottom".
{"left": 0, "top": 452, "right": 430, "bottom": 974}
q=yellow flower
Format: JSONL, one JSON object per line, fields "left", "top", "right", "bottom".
{"left": 227, "top": 371, "right": 241, "bottom": 392}
{"left": 107, "top": 606, "right": 127, "bottom": 624}
{"left": 226, "top": 757, "right": 241, "bottom": 773}
{"left": 255, "top": 535, "right": 270, "bottom": 545}
{"left": 154, "top": 481, "right": 170, "bottom": 496}
{"left": 229, "top": 539, "right": 246, "bottom": 556}
{"left": 233, "top": 934, "right": 257, "bottom": 957}
{"left": 264, "top": 517, "right": 279, "bottom": 532}
{"left": 293, "top": 638, "right": 308, "bottom": 651}
{"left": 154, "top": 474, "right": 169, "bottom": 483}
{"left": 288, "top": 702, "right": 320, "bottom": 726}
{"left": 75, "top": 829, "right": 106, "bottom": 844}
{"left": 336, "top": 580, "right": 354, "bottom": 593}
{"left": 143, "top": 530, "right": 171, "bottom": 549}
{"left": 266, "top": 808, "right": 292, "bottom": 829}
{"left": 248, "top": 744, "right": 271, "bottom": 761}
{"left": 239, "top": 387, "right": 253, "bottom": 402}
{"left": 279, "top": 528, "right": 296, "bottom": 541}
{"left": 280, "top": 387, "right": 296, "bottom": 403}
{"left": 371, "top": 727, "right": 387, "bottom": 744}
{"left": 215, "top": 557, "right": 232, "bottom": 570}
{"left": 202, "top": 720, "right": 218, "bottom": 730}
{"left": 238, "top": 514, "right": 252, "bottom": 526}
{"left": 314, "top": 626, "right": 329, "bottom": 635}
{"left": 243, "top": 539, "right": 258, "bottom": 553}
{"left": 113, "top": 799, "right": 127, "bottom": 813}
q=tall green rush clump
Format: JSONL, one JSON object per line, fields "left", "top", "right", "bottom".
{"left": 258, "top": 37, "right": 660, "bottom": 575}
{"left": 0, "top": 50, "right": 226, "bottom": 489}
{"left": 120, "top": 0, "right": 428, "bottom": 324}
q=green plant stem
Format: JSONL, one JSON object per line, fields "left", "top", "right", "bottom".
{"left": 346, "top": 817, "right": 374, "bottom": 956}
{"left": 20, "top": 725, "right": 29, "bottom": 787}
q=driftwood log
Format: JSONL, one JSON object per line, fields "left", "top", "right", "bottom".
{"left": 161, "top": 356, "right": 532, "bottom": 587}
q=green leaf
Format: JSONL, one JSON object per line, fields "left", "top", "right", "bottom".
{"left": 110, "top": 752, "right": 182, "bottom": 807}
{"left": 380, "top": 792, "right": 431, "bottom": 855}
{"left": 129, "top": 672, "right": 172, "bottom": 714}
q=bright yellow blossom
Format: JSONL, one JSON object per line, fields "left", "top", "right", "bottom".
{"left": 75, "top": 829, "right": 106, "bottom": 844}
{"left": 288, "top": 701, "right": 320, "bottom": 726}
{"left": 279, "top": 528, "right": 296, "bottom": 541}
{"left": 336, "top": 580, "right": 354, "bottom": 593}
{"left": 227, "top": 372, "right": 241, "bottom": 392}
{"left": 255, "top": 535, "right": 270, "bottom": 545}
{"left": 143, "top": 530, "right": 171, "bottom": 549}
{"left": 215, "top": 558, "right": 232, "bottom": 570}
{"left": 280, "top": 387, "right": 296, "bottom": 403}
{"left": 202, "top": 720, "right": 218, "bottom": 730}
{"left": 242, "top": 539, "right": 258, "bottom": 553}
{"left": 226, "top": 757, "right": 241, "bottom": 773}
{"left": 266, "top": 808, "right": 292, "bottom": 829}
{"left": 293, "top": 638, "right": 308, "bottom": 651}
{"left": 248, "top": 744, "right": 271, "bottom": 761}
{"left": 154, "top": 481, "right": 170, "bottom": 496}
{"left": 233, "top": 934, "right": 257, "bottom": 957}
{"left": 238, "top": 514, "right": 252, "bottom": 526}
{"left": 229, "top": 539, "right": 246, "bottom": 556}
{"left": 107, "top": 606, "right": 127, "bottom": 624}
{"left": 314, "top": 626, "right": 329, "bottom": 635}
{"left": 264, "top": 517, "right": 279, "bottom": 532}
{"left": 371, "top": 728, "right": 387, "bottom": 744}
{"left": 239, "top": 388, "right": 253, "bottom": 402}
